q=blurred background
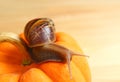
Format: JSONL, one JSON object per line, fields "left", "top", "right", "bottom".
{"left": 0, "top": 0, "right": 120, "bottom": 82}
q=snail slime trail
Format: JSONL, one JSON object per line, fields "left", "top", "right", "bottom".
{"left": 24, "top": 18, "right": 88, "bottom": 79}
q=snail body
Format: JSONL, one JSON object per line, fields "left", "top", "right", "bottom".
{"left": 29, "top": 43, "right": 75, "bottom": 78}
{"left": 30, "top": 43, "right": 71, "bottom": 63}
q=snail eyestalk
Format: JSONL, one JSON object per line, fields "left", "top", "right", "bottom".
{"left": 0, "top": 32, "right": 31, "bottom": 66}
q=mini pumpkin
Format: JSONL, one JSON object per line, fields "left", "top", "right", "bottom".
{"left": 0, "top": 32, "right": 91, "bottom": 82}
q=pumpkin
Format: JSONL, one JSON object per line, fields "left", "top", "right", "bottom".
{"left": 0, "top": 32, "right": 91, "bottom": 82}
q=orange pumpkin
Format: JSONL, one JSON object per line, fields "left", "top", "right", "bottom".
{"left": 0, "top": 32, "right": 91, "bottom": 82}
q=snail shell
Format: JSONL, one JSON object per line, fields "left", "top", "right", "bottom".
{"left": 24, "top": 18, "right": 56, "bottom": 47}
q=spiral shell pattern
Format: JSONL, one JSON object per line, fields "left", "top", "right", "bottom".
{"left": 24, "top": 18, "right": 56, "bottom": 47}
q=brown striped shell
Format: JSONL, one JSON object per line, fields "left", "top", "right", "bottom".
{"left": 24, "top": 18, "right": 56, "bottom": 47}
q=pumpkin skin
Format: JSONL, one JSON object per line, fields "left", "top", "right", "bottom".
{"left": 0, "top": 32, "right": 91, "bottom": 82}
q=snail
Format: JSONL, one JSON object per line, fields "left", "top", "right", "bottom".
{"left": 24, "top": 18, "right": 88, "bottom": 78}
